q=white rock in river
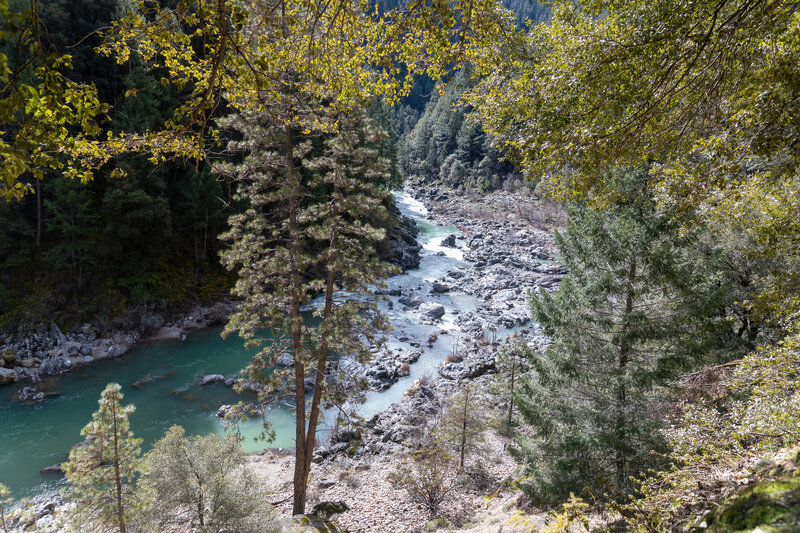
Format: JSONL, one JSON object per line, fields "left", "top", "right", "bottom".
{"left": 418, "top": 303, "right": 445, "bottom": 320}
{"left": 0, "top": 367, "right": 16, "bottom": 385}
{"left": 200, "top": 374, "right": 225, "bottom": 386}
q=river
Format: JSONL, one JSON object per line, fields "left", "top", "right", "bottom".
{"left": 0, "top": 192, "right": 479, "bottom": 500}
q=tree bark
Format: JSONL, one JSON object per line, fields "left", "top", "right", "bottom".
{"left": 460, "top": 389, "right": 468, "bottom": 468}
{"left": 112, "top": 400, "right": 126, "bottom": 533}
{"left": 1, "top": 502, "right": 8, "bottom": 533}
{"left": 35, "top": 177, "right": 41, "bottom": 247}
{"left": 284, "top": 122, "right": 310, "bottom": 517}
{"left": 615, "top": 260, "right": 636, "bottom": 493}
{"left": 507, "top": 354, "right": 516, "bottom": 425}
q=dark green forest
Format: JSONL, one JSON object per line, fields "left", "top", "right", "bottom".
{"left": 0, "top": 0, "right": 546, "bottom": 327}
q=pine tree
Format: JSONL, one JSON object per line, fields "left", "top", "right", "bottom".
{"left": 515, "top": 168, "right": 726, "bottom": 502}
{"left": 63, "top": 383, "right": 141, "bottom": 533}
{"left": 44, "top": 177, "right": 99, "bottom": 292}
{"left": 491, "top": 341, "right": 530, "bottom": 428}
{"left": 218, "top": 103, "right": 394, "bottom": 515}
{"left": 435, "top": 382, "right": 488, "bottom": 469}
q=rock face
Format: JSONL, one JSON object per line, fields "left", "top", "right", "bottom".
{"left": 376, "top": 199, "right": 422, "bottom": 271}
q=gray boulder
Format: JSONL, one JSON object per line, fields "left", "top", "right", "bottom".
{"left": 398, "top": 295, "right": 423, "bottom": 309}
{"left": 199, "top": 374, "right": 225, "bottom": 386}
{"left": 431, "top": 281, "right": 450, "bottom": 293}
{"left": 419, "top": 303, "right": 445, "bottom": 320}
{"left": 441, "top": 234, "right": 458, "bottom": 248}
{"left": 0, "top": 367, "right": 17, "bottom": 385}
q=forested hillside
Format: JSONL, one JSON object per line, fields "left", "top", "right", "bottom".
{"left": 396, "top": 2, "right": 550, "bottom": 192}
{"left": 0, "top": 0, "right": 230, "bottom": 325}
{"left": 0, "top": 1, "right": 409, "bottom": 328}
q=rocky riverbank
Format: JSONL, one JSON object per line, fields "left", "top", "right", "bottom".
{"left": 0, "top": 300, "right": 237, "bottom": 389}
{"left": 413, "top": 185, "right": 566, "bottom": 337}
{"left": 0, "top": 206, "right": 422, "bottom": 391}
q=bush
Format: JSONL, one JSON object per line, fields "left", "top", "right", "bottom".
{"left": 138, "top": 426, "right": 279, "bottom": 533}
{"left": 389, "top": 445, "right": 456, "bottom": 517}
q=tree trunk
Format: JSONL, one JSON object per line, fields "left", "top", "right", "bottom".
{"left": 615, "top": 260, "right": 636, "bottom": 493}
{"left": 507, "top": 354, "right": 516, "bottom": 426}
{"left": 285, "top": 123, "right": 310, "bottom": 517}
{"left": 1, "top": 502, "right": 8, "bottom": 533}
{"left": 197, "top": 487, "right": 204, "bottom": 527}
{"left": 35, "top": 177, "right": 42, "bottom": 247}
{"left": 460, "top": 389, "right": 468, "bottom": 468}
{"left": 303, "top": 173, "right": 342, "bottom": 483}
{"left": 112, "top": 401, "right": 127, "bottom": 533}
{"left": 203, "top": 207, "right": 209, "bottom": 261}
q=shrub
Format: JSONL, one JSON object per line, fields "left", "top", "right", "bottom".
{"left": 138, "top": 426, "right": 279, "bottom": 533}
{"left": 389, "top": 445, "right": 456, "bottom": 517}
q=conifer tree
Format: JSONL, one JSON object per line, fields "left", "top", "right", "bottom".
{"left": 515, "top": 168, "right": 726, "bottom": 502}
{"left": 435, "top": 382, "right": 488, "bottom": 469}
{"left": 44, "top": 177, "right": 99, "bottom": 292}
{"left": 491, "top": 341, "right": 530, "bottom": 427}
{"left": 219, "top": 103, "right": 394, "bottom": 515}
{"left": 63, "top": 383, "right": 141, "bottom": 533}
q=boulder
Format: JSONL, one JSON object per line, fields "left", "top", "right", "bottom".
{"left": 398, "top": 295, "right": 423, "bottom": 309}
{"left": 200, "top": 374, "right": 225, "bottom": 386}
{"left": 311, "top": 501, "right": 349, "bottom": 519}
{"left": 40, "top": 464, "right": 63, "bottom": 474}
{"left": 149, "top": 326, "right": 184, "bottom": 342}
{"left": 0, "top": 367, "right": 17, "bottom": 385}
{"left": 419, "top": 303, "right": 445, "bottom": 320}
{"left": 431, "top": 281, "right": 450, "bottom": 293}
{"left": 441, "top": 234, "right": 458, "bottom": 248}
{"left": 17, "top": 386, "right": 45, "bottom": 403}
{"left": 91, "top": 346, "right": 110, "bottom": 360}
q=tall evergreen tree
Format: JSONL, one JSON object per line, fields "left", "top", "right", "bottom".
{"left": 219, "top": 103, "right": 394, "bottom": 515}
{"left": 63, "top": 383, "right": 141, "bottom": 533}
{"left": 515, "top": 168, "right": 726, "bottom": 502}
{"left": 44, "top": 177, "right": 99, "bottom": 292}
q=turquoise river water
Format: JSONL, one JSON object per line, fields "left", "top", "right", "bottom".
{"left": 0, "top": 192, "right": 480, "bottom": 501}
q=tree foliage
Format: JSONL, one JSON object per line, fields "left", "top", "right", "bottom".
{"left": 389, "top": 445, "right": 457, "bottom": 518}
{"left": 469, "top": 0, "right": 800, "bottom": 320}
{"left": 434, "top": 382, "right": 488, "bottom": 469}
{"left": 63, "top": 383, "right": 141, "bottom": 533}
{"left": 0, "top": 0, "right": 109, "bottom": 201}
{"left": 218, "top": 97, "right": 396, "bottom": 514}
{"left": 398, "top": 69, "right": 522, "bottom": 191}
{"left": 139, "top": 426, "right": 279, "bottom": 533}
{"left": 515, "top": 169, "right": 729, "bottom": 502}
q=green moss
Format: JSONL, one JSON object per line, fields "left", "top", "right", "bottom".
{"left": 708, "top": 477, "right": 800, "bottom": 533}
